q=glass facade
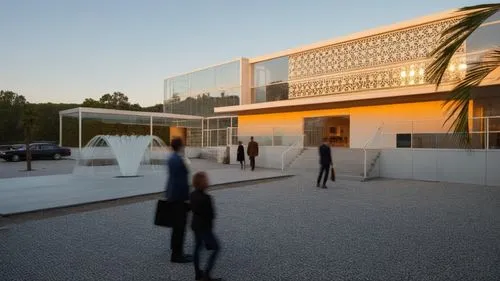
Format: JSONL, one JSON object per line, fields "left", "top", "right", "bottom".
{"left": 252, "top": 56, "right": 289, "bottom": 103}
{"left": 164, "top": 60, "right": 241, "bottom": 117}
{"left": 202, "top": 116, "right": 238, "bottom": 147}
{"left": 466, "top": 20, "right": 500, "bottom": 54}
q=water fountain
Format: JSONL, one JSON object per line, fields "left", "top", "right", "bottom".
{"left": 74, "top": 135, "right": 169, "bottom": 177}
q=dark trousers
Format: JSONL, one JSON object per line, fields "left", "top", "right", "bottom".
{"left": 170, "top": 202, "right": 188, "bottom": 258}
{"left": 194, "top": 230, "right": 220, "bottom": 279}
{"left": 249, "top": 156, "right": 256, "bottom": 170}
{"left": 317, "top": 164, "right": 330, "bottom": 186}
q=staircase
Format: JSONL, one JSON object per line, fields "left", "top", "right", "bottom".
{"left": 289, "top": 148, "right": 376, "bottom": 181}
{"left": 283, "top": 147, "right": 306, "bottom": 170}
{"left": 363, "top": 151, "right": 381, "bottom": 180}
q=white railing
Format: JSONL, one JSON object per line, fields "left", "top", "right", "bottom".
{"left": 281, "top": 135, "right": 305, "bottom": 171}
{"left": 379, "top": 116, "right": 500, "bottom": 149}
{"left": 363, "top": 123, "right": 384, "bottom": 179}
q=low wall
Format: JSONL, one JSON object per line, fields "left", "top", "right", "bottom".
{"left": 69, "top": 146, "right": 202, "bottom": 162}
{"left": 379, "top": 149, "right": 500, "bottom": 186}
{"left": 228, "top": 145, "right": 292, "bottom": 169}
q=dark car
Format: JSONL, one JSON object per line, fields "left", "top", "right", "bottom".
{"left": 0, "top": 145, "right": 13, "bottom": 152}
{"left": 0, "top": 143, "right": 71, "bottom": 162}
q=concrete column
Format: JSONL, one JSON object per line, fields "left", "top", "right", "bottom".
{"left": 78, "top": 108, "right": 82, "bottom": 152}
{"left": 201, "top": 119, "right": 204, "bottom": 148}
{"left": 150, "top": 115, "right": 153, "bottom": 137}
{"left": 59, "top": 114, "right": 62, "bottom": 146}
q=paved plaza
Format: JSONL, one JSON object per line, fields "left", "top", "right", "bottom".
{"left": 1, "top": 172, "right": 499, "bottom": 281}
{"left": 0, "top": 159, "right": 290, "bottom": 215}
{"left": 0, "top": 159, "right": 75, "bottom": 179}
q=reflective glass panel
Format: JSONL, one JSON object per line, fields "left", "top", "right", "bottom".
{"left": 251, "top": 83, "right": 288, "bottom": 103}
{"left": 253, "top": 56, "right": 289, "bottom": 87}
{"left": 252, "top": 87, "right": 266, "bottom": 103}
{"left": 171, "top": 75, "right": 189, "bottom": 96}
{"left": 467, "top": 22, "right": 500, "bottom": 53}
{"left": 164, "top": 60, "right": 241, "bottom": 117}
{"left": 216, "top": 61, "right": 240, "bottom": 88}
{"left": 190, "top": 68, "right": 215, "bottom": 94}
{"left": 485, "top": 11, "right": 500, "bottom": 23}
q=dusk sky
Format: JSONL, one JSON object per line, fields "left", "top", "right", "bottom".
{"left": 0, "top": 0, "right": 496, "bottom": 106}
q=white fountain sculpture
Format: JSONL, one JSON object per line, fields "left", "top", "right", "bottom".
{"left": 78, "top": 135, "right": 168, "bottom": 177}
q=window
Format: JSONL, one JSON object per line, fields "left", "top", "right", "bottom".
{"left": 396, "top": 134, "right": 412, "bottom": 148}
{"left": 251, "top": 57, "right": 290, "bottom": 103}
{"left": 253, "top": 57, "right": 289, "bottom": 87}
{"left": 251, "top": 83, "right": 289, "bottom": 103}
{"left": 467, "top": 21, "right": 500, "bottom": 53}
{"left": 164, "top": 60, "right": 241, "bottom": 117}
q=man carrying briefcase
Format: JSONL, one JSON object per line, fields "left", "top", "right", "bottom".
{"left": 157, "top": 137, "right": 192, "bottom": 264}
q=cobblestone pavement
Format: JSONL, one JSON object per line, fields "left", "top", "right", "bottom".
{"left": 1, "top": 174, "right": 499, "bottom": 281}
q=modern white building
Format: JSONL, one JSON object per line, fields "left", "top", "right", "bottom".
{"left": 164, "top": 9, "right": 499, "bottom": 149}
{"left": 161, "top": 8, "right": 500, "bottom": 186}
{"left": 61, "top": 8, "right": 499, "bottom": 186}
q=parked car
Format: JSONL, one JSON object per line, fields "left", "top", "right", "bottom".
{"left": 0, "top": 143, "right": 71, "bottom": 162}
{"left": 0, "top": 145, "right": 14, "bottom": 153}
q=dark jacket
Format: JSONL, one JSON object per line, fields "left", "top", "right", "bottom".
{"left": 190, "top": 189, "right": 215, "bottom": 232}
{"left": 319, "top": 144, "right": 332, "bottom": 166}
{"left": 237, "top": 144, "right": 245, "bottom": 162}
{"left": 165, "top": 153, "right": 189, "bottom": 202}
{"left": 247, "top": 141, "right": 259, "bottom": 157}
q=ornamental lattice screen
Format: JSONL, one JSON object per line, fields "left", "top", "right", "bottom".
{"left": 287, "top": 17, "right": 466, "bottom": 99}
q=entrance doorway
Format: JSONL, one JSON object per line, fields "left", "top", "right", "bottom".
{"left": 304, "top": 116, "right": 350, "bottom": 147}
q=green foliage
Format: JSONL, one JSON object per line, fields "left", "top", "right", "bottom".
{"left": 426, "top": 4, "right": 500, "bottom": 147}
{"left": 0, "top": 90, "right": 27, "bottom": 143}
{"left": 0, "top": 90, "right": 167, "bottom": 145}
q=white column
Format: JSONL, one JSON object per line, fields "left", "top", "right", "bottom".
{"left": 201, "top": 119, "right": 204, "bottom": 148}
{"left": 230, "top": 117, "right": 233, "bottom": 146}
{"left": 59, "top": 114, "right": 62, "bottom": 146}
{"left": 78, "top": 108, "right": 82, "bottom": 152}
{"left": 150, "top": 115, "right": 153, "bottom": 153}
{"left": 486, "top": 117, "right": 490, "bottom": 150}
{"left": 150, "top": 115, "right": 153, "bottom": 137}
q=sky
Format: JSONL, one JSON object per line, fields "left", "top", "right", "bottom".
{"left": 0, "top": 0, "right": 497, "bottom": 106}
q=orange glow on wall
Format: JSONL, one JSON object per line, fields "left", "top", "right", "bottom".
{"left": 238, "top": 100, "right": 450, "bottom": 148}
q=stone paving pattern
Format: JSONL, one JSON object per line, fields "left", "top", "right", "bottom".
{"left": 1, "top": 173, "right": 499, "bottom": 281}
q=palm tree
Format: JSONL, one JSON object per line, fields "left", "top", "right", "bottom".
{"left": 21, "top": 104, "right": 37, "bottom": 171}
{"left": 426, "top": 3, "right": 500, "bottom": 147}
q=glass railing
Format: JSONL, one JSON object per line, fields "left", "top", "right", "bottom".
{"left": 377, "top": 116, "right": 500, "bottom": 149}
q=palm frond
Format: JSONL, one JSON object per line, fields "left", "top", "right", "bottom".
{"left": 426, "top": 4, "right": 500, "bottom": 87}
{"left": 442, "top": 48, "right": 500, "bottom": 147}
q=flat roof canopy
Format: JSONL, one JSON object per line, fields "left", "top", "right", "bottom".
{"left": 59, "top": 107, "right": 203, "bottom": 120}
{"left": 58, "top": 107, "right": 204, "bottom": 150}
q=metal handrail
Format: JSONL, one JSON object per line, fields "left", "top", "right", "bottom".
{"left": 363, "top": 123, "right": 384, "bottom": 179}
{"left": 281, "top": 135, "right": 304, "bottom": 171}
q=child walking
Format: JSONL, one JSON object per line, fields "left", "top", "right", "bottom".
{"left": 190, "top": 172, "right": 221, "bottom": 281}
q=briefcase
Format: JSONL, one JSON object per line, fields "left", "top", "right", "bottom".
{"left": 330, "top": 167, "right": 336, "bottom": 182}
{"left": 154, "top": 199, "right": 173, "bottom": 227}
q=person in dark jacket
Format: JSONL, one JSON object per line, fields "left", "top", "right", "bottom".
{"left": 237, "top": 141, "right": 245, "bottom": 170}
{"left": 190, "top": 172, "right": 221, "bottom": 281}
{"left": 166, "top": 137, "right": 192, "bottom": 263}
{"left": 247, "top": 136, "right": 259, "bottom": 171}
{"left": 317, "top": 137, "right": 333, "bottom": 188}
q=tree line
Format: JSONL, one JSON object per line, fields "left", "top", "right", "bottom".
{"left": 0, "top": 90, "right": 165, "bottom": 145}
